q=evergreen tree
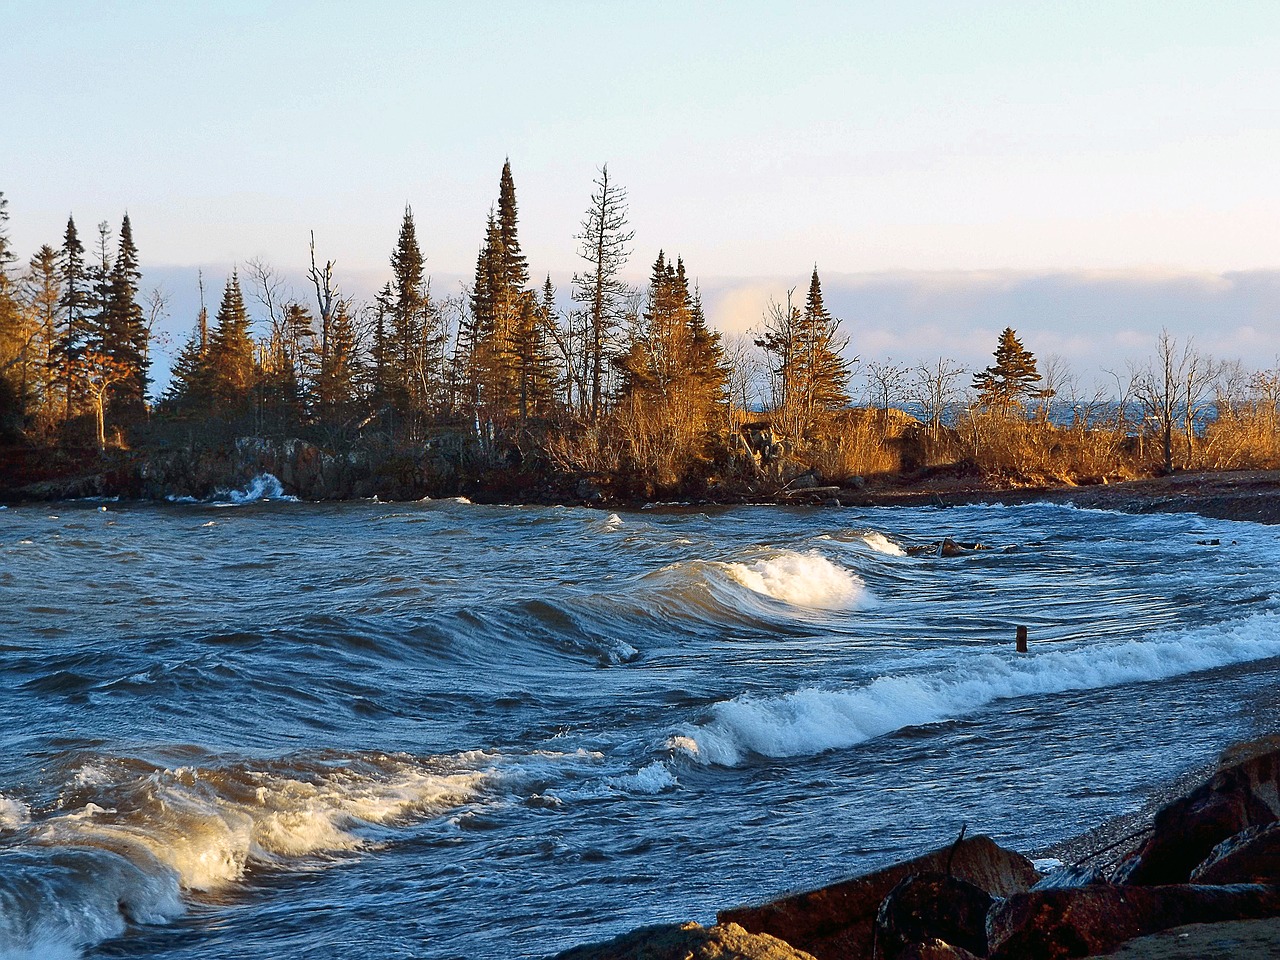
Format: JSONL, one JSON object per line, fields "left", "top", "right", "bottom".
{"left": 0, "top": 193, "right": 30, "bottom": 424}
{"left": 497, "top": 159, "right": 528, "bottom": 291}
{"left": 25, "top": 244, "right": 62, "bottom": 419}
{"left": 102, "top": 213, "right": 148, "bottom": 412}
{"left": 55, "top": 216, "right": 90, "bottom": 421}
{"left": 463, "top": 162, "right": 536, "bottom": 422}
{"left": 797, "top": 267, "right": 850, "bottom": 414}
{"left": 972, "top": 327, "right": 1042, "bottom": 409}
{"left": 757, "top": 268, "right": 850, "bottom": 434}
{"left": 206, "top": 272, "right": 255, "bottom": 404}
{"left": 387, "top": 206, "right": 438, "bottom": 425}
{"left": 162, "top": 275, "right": 212, "bottom": 413}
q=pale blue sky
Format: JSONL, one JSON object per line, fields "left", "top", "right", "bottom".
{"left": 6, "top": 1, "right": 1280, "bottom": 380}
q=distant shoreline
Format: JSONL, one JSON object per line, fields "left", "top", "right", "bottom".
{"left": 6, "top": 443, "right": 1280, "bottom": 528}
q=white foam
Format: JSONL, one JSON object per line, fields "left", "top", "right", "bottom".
{"left": 609, "top": 761, "right": 678, "bottom": 795}
{"left": 32, "top": 754, "right": 490, "bottom": 893}
{"left": 165, "top": 495, "right": 198, "bottom": 504}
{"left": 861, "top": 532, "right": 906, "bottom": 556}
{"left": 719, "top": 550, "right": 872, "bottom": 610}
{"left": 0, "top": 795, "right": 29, "bottom": 829}
{"left": 599, "top": 638, "right": 639, "bottom": 664}
{"left": 214, "top": 474, "right": 298, "bottom": 505}
{"left": 674, "top": 611, "right": 1280, "bottom": 765}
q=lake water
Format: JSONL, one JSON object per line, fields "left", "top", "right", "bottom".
{"left": 1, "top": 485, "right": 1278, "bottom": 958}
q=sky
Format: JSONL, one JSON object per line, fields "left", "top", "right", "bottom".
{"left": 6, "top": 0, "right": 1280, "bottom": 388}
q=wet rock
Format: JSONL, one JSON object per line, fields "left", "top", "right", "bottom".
{"left": 553, "top": 921, "right": 818, "bottom": 960}
{"left": 987, "top": 884, "right": 1280, "bottom": 960}
{"left": 1030, "top": 863, "right": 1107, "bottom": 890}
{"left": 1191, "top": 823, "right": 1280, "bottom": 885}
{"left": 1115, "top": 744, "right": 1280, "bottom": 885}
{"left": 718, "top": 836, "right": 1037, "bottom": 960}
{"left": 874, "top": 871, "right": 992, "bottom": 959}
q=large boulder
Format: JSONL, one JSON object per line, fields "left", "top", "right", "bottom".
{"left": 718, "top": 836, "right": 1038, "bottom": 960}
{"left": 1115, "top": 743, "right": 1280, "bottom": 885}
{"left": 987, "top": 884, "right": 1280, "bottom": 960}
{"left": 1190, "top": 822, "right": 1280, "bottom": 885}
{"left": 874, "top": 872, "right": 992, "bottom": 959}
{"left": 553, "top": 921, "right": 818, "bottom": 960}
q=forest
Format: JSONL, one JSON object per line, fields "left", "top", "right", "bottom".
{"left": 3, "top": 164, "right": 1280, "bottom": 502}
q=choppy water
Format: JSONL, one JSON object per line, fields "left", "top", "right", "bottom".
{"left": 1, "top": 483, "right": 1278, "bottom": 959}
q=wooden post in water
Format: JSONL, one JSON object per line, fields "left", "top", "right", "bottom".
{"left": 1016, "top": 625, "right": 1028, "bottom": 653}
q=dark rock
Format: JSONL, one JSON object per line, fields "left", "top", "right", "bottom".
{"left": 987, "top": 883, "right": 1280, "bottom": 960}
{"left": 1115, "top": 743, "right": 1280, "bottom": 885}
{"left": 895, "top": 943, "right": 983, "bottom": 960}
{"left": 553, "top": 921, "right": 818, "bottom": 960}
{"left": 1031, "top": 863, "right": 1107, "bottom": 890}
{"left": 874, "top": 871, "right": 992, "bottom": 959}
{"left": 719, "top": 836, "right": 1038, "bottom": 960}
{"left": 1191, "top": 823, "right": 1280, "bottom": 885}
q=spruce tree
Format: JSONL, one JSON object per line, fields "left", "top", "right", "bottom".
{"left": 25, "top": 244, "right": 62, "bottom": 418}
{"left": 972, "top": 327, "right": 1041, "bottom": 409}
{"left": 497, "top": 159, "right": 528, "bottom": 291}
{"left": 798, "top": 267, "right": 850, "bottom": 415}
{"left": 55, "top": 216, "right": 90, "bottom": 421}
{"left": 206, "top": 272, "right": 255, "bottom": 404}
{"left": 102, "top": 213, "right": 148, "bottom": 412}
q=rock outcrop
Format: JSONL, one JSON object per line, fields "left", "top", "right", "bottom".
{"left": 553, "top": 921, "right": 818, "bottom": 960}
{"left": 552, "top": 739, "right": 1280, "bottom": 960}
{"left": 717, "top": 836, "right": 1037, "bottom": 960}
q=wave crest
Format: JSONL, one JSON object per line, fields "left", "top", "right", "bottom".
{"left": 674, "top": 610, "right": 1280, "bottom": 765}
{"left": 717, "top": 550, "right": 872, "bottom": 610}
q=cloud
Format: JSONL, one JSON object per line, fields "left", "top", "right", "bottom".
{"left": 699, "top": 268, "right": 1280, "bottom": 387}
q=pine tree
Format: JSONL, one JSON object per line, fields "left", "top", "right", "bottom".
{"left": 797, "top": 267, "right": 850, "bottom": 415}
{"left": 497, "top": 159, "right": 528, "bottom": 291}
{"left": 757, "top": 268, "right": 850, "bottom": 435}
{"left": 24, "top": 244, "right": 62, "bottom": 419}
{"left": 162, "top": 275, "right": 212, "bottom": 413}
{"left": 206, "top": 272, "right": 255, "bottom": 404}
{"left": 387, "top": 206, "right": 438, "bottom": 425}
{"left": 55, "top": 216, "right": 90, "bottom": 421}
{"left": 102, "top": 213, "right": 148, "bottom": 413}
{"left": 972, "top": 327, "right": 1041, "bottom": 409}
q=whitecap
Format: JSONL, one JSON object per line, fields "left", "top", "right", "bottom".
{"left": 213, "top": 473, "right": 297, "bottom": 505}
{"left": 718, "top": 550, "right": 872, "bottom": 610}
{"left": 860, "top": 532, "right": 906, "bottom": 556}
{"left": 674, "top": 610, "right": 1280, "bottom": 765}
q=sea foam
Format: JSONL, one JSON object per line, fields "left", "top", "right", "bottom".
{"left": 673, "top": 610, "right": 1280, "bottom": 765}
{"left": 718, "top": 550, "right": 872, "bottom": 610}
{"left": 213, "top": 473, "right": 298, "bottom": 505}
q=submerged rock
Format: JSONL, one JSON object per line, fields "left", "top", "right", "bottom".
{"left": 718, "top": 836, "right": 1037, "bottom": 960}
{"left": 987, "top": 884, "right": 1280, "bottom": 960}
{"left": 552, "top": 921, "right": 818, "bottom": 960}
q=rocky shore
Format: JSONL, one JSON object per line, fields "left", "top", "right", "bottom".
{"left": 553, "top": 738, "right": 1280, "bottom": 959}
{"left": 7, "top": 438, "right": 1280, "bottom": 530}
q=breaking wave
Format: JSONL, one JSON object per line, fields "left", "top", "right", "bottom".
{"left": 716, "top": 550, "right": 873, "bottom": 610}
{"left": 673, "top": 610, "right": 1280, "bottom": 766}
{"left": 213, "top": 474, "right": 297, "bottom": 505}
{"left": 0, "top": 751, "right": 490, "bottom": 958}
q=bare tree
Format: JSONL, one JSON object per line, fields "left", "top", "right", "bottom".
{"left": 910, "top": 356, "right": 966, "bottom": 441}
{"left": 1129, "top": 329, "right": 1215, "bottom": 472}
{"left": 572, "top": 164, "right": 634, "bottom": 421}
{"left": 864, "top": 359, "right": 909, "bottom": 433}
